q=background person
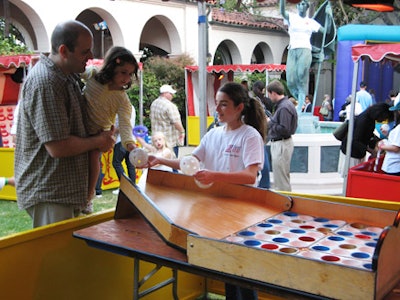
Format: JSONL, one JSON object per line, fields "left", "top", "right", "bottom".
{"left": 146, "top": 82, "right": 266, "bottom": 300}
{"left": 338, "top": 103, "right": 393, "bottom": 177}
{"left": 267, "top": 80, "right": 298, "bottom": 192}
{"left": 302, "top": 94, "right": 313, "bottom": 113}
{"left": 150, "top": 84, "right": 185, "bottom": 162}
{"left": 320, "top": 94, "right": 333, "bottom": 121}
{"left": 15, "top": 20, "right": 115, "bottom": 228}
{"left": 249, "top": 80, "right": 272, "bottom": 189}
{"left": 379, "top": 100, "right": 400, "bottom": 176}
{"left": 356, "top": 81, "right": 373, "bottom": 112}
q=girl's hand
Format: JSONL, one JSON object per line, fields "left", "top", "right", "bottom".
{"left": 378, "top": 139, "right": 387, "bottom": 150}
{"left": 147, "top": 154, "right": 160, "bottom": 168}
{"left": 194, "top": 169, "right": 213, "bottom": 185}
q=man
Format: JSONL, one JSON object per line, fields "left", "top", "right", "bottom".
{"left": 356, "top": 81, "right": 373, "bottom": 112}
{"left": 150, "top": 84, "right": 185, "bottom": 159}
{"left": 280, "top": 0, "right": 322, "bottom": 114}
{"left": 267, "top": 80, "right": 298, "bottom": 191}
{"left": 15, "top": 20, "right": 116, "bottom": 227}
{"left": 302, "top": 94, "right": 313, "bottom": 113}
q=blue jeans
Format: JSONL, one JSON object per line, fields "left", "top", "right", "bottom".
{"left": 112, "top": 142, "right": 136, "bottom": 182}
{"left": 173, "top": 145, "right": 179, "bottom": 173}
{"left": 257, "top": 145, "right": 271, "bottom": 189}
{"left": 95, "top": 170, "right": 104, "bottom": 195}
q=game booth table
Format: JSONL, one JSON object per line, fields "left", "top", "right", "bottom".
{"left": 74, "top": 170, "right": 400, "bottom": 300}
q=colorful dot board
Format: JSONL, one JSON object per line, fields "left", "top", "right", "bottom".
{"left": 223, "top": 211, "right": 383, "bottom": 271}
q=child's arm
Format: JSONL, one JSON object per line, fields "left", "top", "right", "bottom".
{"left": 163, "top": 148, "right": 175, "bottom": 159}
{"left": 136, "top": 136, "right": 156, "bottom": 153}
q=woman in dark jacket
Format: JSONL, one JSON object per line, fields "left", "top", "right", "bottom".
{"left": 339, "top": 102, "right": 393, "bottom": 176}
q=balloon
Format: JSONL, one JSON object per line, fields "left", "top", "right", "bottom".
{"left": 179, "top": 155, "right": 200, "bottom": 176}
{"left": 129, "top": 148, "right": 148, "bottom": 168}
{"left": 132, "top": 125, "right": 148, "bottom": 138}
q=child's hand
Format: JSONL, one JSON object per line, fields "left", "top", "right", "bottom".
{"left": 127, "top": 143, "right": 136, "bottom": 152}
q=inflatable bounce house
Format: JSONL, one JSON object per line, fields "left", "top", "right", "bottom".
{"left": 334, "top": 24, "right": 400, "bottom": 120}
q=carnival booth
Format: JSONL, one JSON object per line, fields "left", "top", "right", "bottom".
{"left": 344, "top": 43, "right": 400, "bottom": 199}
{"left": 334, "top": 24, "right": 400, "bottom": 120}
{"left": 0, "top": 55, "right": 33, "bottom": 200}
{"left": 185, "top": 64, "right": 285, "bottom": 145}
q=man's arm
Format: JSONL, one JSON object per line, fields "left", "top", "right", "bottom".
{"left": 45, "top": 127, "right": 116, "bottom": 158}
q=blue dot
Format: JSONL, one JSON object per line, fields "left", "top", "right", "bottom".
{"left": 268, "top": 219, "right": 283, "bottom": 224}
{"left": 328, "top": 236, "right": 345, "bottom": 241}
{"left": 244, "top": 240, "right": 261, "bottom": 246}
{"left": 314, "top": 217, "right": 329, "bottom": 223}
{"left": 312, "top": 245, "right": 330, "bottom": 251}
{"left": 363, "top": 263, "right": 373, "bottom": 270}
{"left": 273, "top": 237, "right": 289, "bottom": 243}
{"left": 283, "top": 211, "right": 298, "bottom": 217}
{"left": 352, "top": 252, "right": 370, "bottom": 259}
{"left": 337, "top": 231, "right": 353, "bottom": 237}
{"left": 361, "top": 231, "right": 377, "bottom": 236}
{"left": 290, "top": 229, "right": 306, "bottom": 234}
{"left": 238, "top": 231, "right": 255, "bottom": 236}
{"left": 324, "top": 224, "right": 339, "bottom": 228}
{"left": 257, "top": 223, "right": 273, "bottom": 228}
{"left": 365, "top": 242, "right": 377, "bottom": 248}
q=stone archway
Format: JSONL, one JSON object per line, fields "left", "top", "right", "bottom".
{"left": 140, "top": 15, "right": 182, "bottom": 57}
{"left": 213, "top": 40, "right": 241, "bottom": 65}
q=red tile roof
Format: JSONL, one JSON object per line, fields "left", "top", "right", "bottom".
{"left": 211, "top": 7, "right": 286, "bottom": 31}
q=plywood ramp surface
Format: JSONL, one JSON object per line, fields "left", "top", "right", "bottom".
{"left": 138, "top": 170, "right": 292, "bottom": 239}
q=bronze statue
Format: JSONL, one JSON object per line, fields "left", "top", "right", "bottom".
{"left": 280, "top": 0, "right": 334, "bottom": 114}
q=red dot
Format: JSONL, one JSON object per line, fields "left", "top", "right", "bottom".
{"left": 261, "top": 244, "right": 279, "bottom": 250}
{"left": 321, "top": 255, "right": 340, "bottom": 262}
{"left": 355, "top": 234, "right": 371, "bottom": 239}
{"left": 300, "top": 225, "right": 314, "bottom": 229}
{"left": 299, "top": 236, "right": 315, "bottom": 242}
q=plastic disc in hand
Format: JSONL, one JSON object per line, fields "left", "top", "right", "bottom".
{"left": 194, "top": 179, "right": 213, "bottom": 189}
{"left": 129, "top": 148, "right": 148, "bottom": 168}
{"left": 179, "top": 156, "right": 200, "bottom": 176}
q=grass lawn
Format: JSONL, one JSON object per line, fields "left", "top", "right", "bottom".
{"left": 0, "top": 188, "right": 119, "bottom": 238}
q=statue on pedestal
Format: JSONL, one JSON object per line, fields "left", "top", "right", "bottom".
{"left": 280, "top": 0, "right": 335, "bottom": 114}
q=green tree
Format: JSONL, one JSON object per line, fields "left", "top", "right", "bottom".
{"left": 127, "top": 54, "right": 195, "bottom": 136}
{"left": 0, "top": 18, "right": 30, "bottom": 55}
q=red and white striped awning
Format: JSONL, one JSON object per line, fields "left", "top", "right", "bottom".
{"left": 185, "top": 63, "right": 286, "bottom": 73}
{"left": 351, "top": 43, "right": 400, "bottom": 63}
{"left": 0, "top": 54, "right": 33, "bottom": 72}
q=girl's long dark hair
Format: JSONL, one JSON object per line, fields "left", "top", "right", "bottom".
{"left": 95, "top": 46, "right": 139, "bottom": 90}
{"left": 218, "top": 82, "right": 267, "bottom": 141}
